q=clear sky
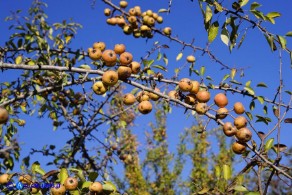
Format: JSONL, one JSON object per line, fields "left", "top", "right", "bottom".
{"left": 0, "top": 0, "right": 292, "bottom": 181}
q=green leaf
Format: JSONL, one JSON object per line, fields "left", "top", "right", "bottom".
{"left": 238, "top": 31, "right": 247, "bottom": 49}
{"left": 263, "top": 105, "right": 268, "bottom": 114}
{"left": 257, "top": 82, "right": 267, "bottom": 87}
{"left": 221, "top": 28, "right": 229, "bottom": 46}
{"left": 223, "top": 164, "right": 231, "bottom": 180}
{"left": 156, "top": 52, "right": 162, "bottom": 61}
{"left": 215, "top": 165, "right": 221, "bottom": 178}
{"left": 264, "top": 138, "right": 274, "bottom": 152}
{"left": 277, "top": 35, "right": 287, "bottom": 49}
{"left": 286, "top": 31, "right": 292, "bottom": 37}
{"left": 222, "top": 74, "right": 230, "bottom": 82}
{"left": 163, "top": 53, "right": 168, "bottom": 65}
{"left": 79, "top": 64, "right": 91, "bottom": 70}
{"left": 31, "top": 161, "right": 46, "bottom": 175}
{"left": 81, "top": 181, "right": 92, "bottom": 189}
{"left": 88, "top": 172, "right": 98, "bottom": 182}
{"left": 193, "top": 69, "right": 200, "bottom": 76}
{"left": 234, "top": 185, "right": 248, "bottom": 192}
{"left": 264, "top": 35, "right": 276, "bottom": 51}
{"left": 265, "top": 16, "right": 275, "bottom": 24}
{"left": 266, "top": 12, "right": 281, "bottom": 18}
{"left": 257, "top": 96, "right": 264, "bottom": 104}
{"left": 206, "top": 76, "right": 213, "bottom": 81}
{"left": 245, "top": 111, "right": 253, "bottom": 120}
{"left": 251, "top": 10, "right": 265, "bottom": 20}
{"left": 69, "top": 190, "right": 79, "bottom": 195}
{"left": 255, "top": 115, "right": 271, "bottom": 125}
{"left": 249, "top": 100, "right": 255, "bottom": 111}
{"left": 208, "top": 21, "right": 219, "bottom": 43}
{"left": 176, "top": 52, "right": 183, "bottom": 61}
{"left": 239, "top": 0, "right": 249, "bottom": 7}
{"left": 244, "top": 86, "right": 255, "bottom": 95}
{"left": 205, "top": 5, "right": 212, "bottom": 23}
{"left": 200, "top": 66, "right": 206, "bottom": 76}
{"left": 250, "top": 2, "right": 261, "bottom": 10}
{"left": 152, "top": 65, "right": 167, "bottom": 72}
{"left": 102, "top": 181, "right": 117, "bottom": 192}
{"left": 59, "top": 168, "right": 69, "bottom": 185}
{"left": 232, "top": 2, "right": 242, "bottom": 12}
{"left": 143, "top": 59, "right": 154, "bottom": 67}
{"left": 230, "top": 80, "right": 242, "bottom": 85}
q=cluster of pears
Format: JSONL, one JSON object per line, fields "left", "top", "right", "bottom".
{"left": 88, "top": 40, "right": 162, "bottom": 115}
{"left": 122, "top": 88, "right": 161, "bottom": 115}
{"left": 104, "top": 1, "right": 172, "bottom": 38}
{"left": 90, "top": 41, "right": 141, "bottom": 95}
{"left": 0, "top": 173, "right": 103, "bottom": 195}
{"left": 52, "top": 177, "right": 103, "bottom": 195}
{"left": 168, "top": 78, "right": 252, "bottom": 155}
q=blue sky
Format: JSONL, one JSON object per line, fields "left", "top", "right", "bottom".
{"left": 0, "top": 0, "right": 292, "bottom": 183}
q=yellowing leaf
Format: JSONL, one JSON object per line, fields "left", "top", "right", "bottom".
{"left": 231, "top": 68, "right": 236, "bottom": 80}
{"left": 215, "top": 165, "right": 221, "bottom": 178}
{"left": 245, "top": 80, "right": 251, "bottom": 87}
{"left": 158, "top": 9, "right": 168, "bottom": 13}
{"left": 277, "top": 35, "right": 286, "bottom": 49}
{"left": 223, "top": 164, "right": 231, "bottom": 180}
{"left": 79, "top": 64, "right": 91, "bottom": 70}
{"left": 163, "top": 54, "right": 168, "bottom": 65}
{"left": 245, "top": 192, "right": 260, "bottom": 195}
{"left": 197, "top": 187, "right": 210, "bottom": 194}
{"left": 244, "top": 86, "right": 255, "bottom": 96}
{"left": 213, "top": 1, "right": 223, "bottom": 12}
{"left": 257, "top": 96, "right": 264, "bottom": 104}
{"left": 176, "top": 52, "right": 183, "bottom": 61}
{"left": 266, "top": 12, "right": 281, "bottom": 18}
{"left": 208, "top": 21, "right": 219, "bottom": 43}
{"left": 15, "top": 55, "right": 23, "bottom": 65}
{"left": 286, "top": 31, "right": 292, "bottom": 37}
{"left": 65, "top": 35, "right": 72, "bottom": 44}
{"left": 234, "top": 185, "right": 248, "bottom": 192}
{"left": 147, "top": 69, "right": 155, "bottom": 75}
{"left": 200, "top": 66, "right": 205, "bottom": 76}
{"left": 59, "top": 168, "right": 69, "bottom": 185}
{"left": 205, "top": 5, "right": 212, "bottom": 23}
{"left": 239, "top": 0, "right": 249, "bottom": 7}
